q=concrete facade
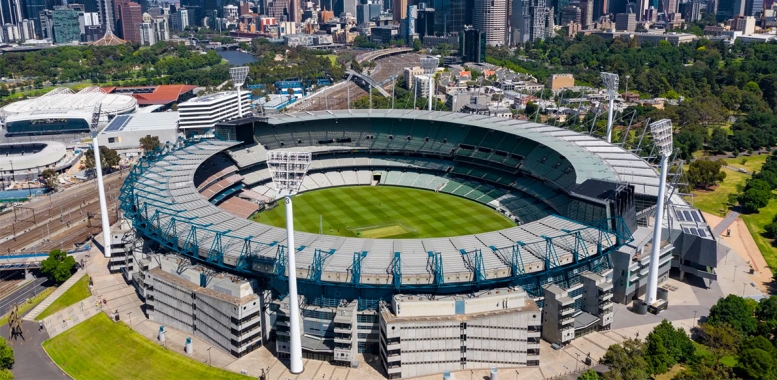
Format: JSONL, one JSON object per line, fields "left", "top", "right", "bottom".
{"left": 547, "top": 74, "right": 575, "bottom": 89}
{"left": 379, "top": 287, "right": 541, "bottom": 379}
{"left": 143, "top": 257, "right": 262, "bottom": 357}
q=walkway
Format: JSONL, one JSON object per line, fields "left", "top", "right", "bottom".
{"left": 22, "top": 269, "right": 85, "bottom": 321}
{"left": 1, "top": 321, "right": 69, "bottom": 380}
{"left": 41, "top": 295, "right": 100, "bottom": 338}
{"left": 712, "top": 211, "right": 740, "bottom": 236}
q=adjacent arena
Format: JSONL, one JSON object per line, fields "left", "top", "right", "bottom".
{"left": 0, "top": 87, "right": 136, "bottom": 136}
{"left": 118, "top": 110, "right": 720, "bottom": 378}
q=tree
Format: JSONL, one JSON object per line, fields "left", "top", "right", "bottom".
{"left": 412, "top": 38, "right": 422, "bottom": 52}
{"left": 649, "top": 319, "right": 695, "bottom": 365}
{"left": 738, "top": 179, "right": 773, "bottom": 213}
{"left": 578, "top": 369, "right": 600, "bottom": 380}
{"left": 708, "top": 127, "right": 729, "bottom": 153}
{"left": 708, "top": 294, "right": 759, "bottom": 335}
{"left": 84, "top": 146, "right": 120, "bottom": 173}
{"left": 41, "top": 168, "right": 58, "bottom": 191}
{"left": 601, "top": 339, "right": 649, "bottom": 380}
{"left": 735, "top": 348, "right": 774, "bottom": 380}
{"left": 139, "top": 135, "right": 161, "bottom": 152}
{"left": 697, "top": 323, "right": 741, "bottom": 366}
{"left": 0, "top": 338, "right": 12, "bottom": 371}
{"left": 40, "top": 249, "right": 77, "bottom": 283}
{"left": 688, "top": 159, "right": 726, "bottom": 189}
{"left": 525, "top": 101, "right": 538, "bottom": 116}
{"left": 644, "top": 334, "right": 671, "bottom": 375}
{"left": 756, "top": 295, "right": 777, "bottom": 322}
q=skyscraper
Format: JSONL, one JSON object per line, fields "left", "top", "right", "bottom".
{"left": 393, "top": 0, "right": 407, "bottom": 21}
{"left": 52, "top": 6, "right": 81, "bottom": 43}
{"left": 512, "top": 0, "right": 550, "bottom": 43}
{"left": 23, "top": 0, "right": 46, "bottom": 36}
{"left": 580, "top": 0, "right": 593, "bottom": 27}
{"left": 744, "top": 0, "right": 763, "bottom": 15}
{"left": 460, "top": 26, "right": 486, "bottom": 63}
{"left": 432, "top": 0, "right": 465, "bottom": 35}
{"left": 474, "top": 0, "right": 507, "bottom": 45}
{"left": 119, "top": 1, "right": 142, "bottom": 42}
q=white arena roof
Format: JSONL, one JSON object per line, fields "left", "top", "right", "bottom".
{"left": 0, "top": 141, "right": 67, "bottom": 172}
{"left": 0, "top": 87, "right": 137, "bottom": 121}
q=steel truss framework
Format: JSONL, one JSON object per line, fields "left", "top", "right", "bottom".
{"left": 120, "top": 138, "right": 634, "bottom": 310}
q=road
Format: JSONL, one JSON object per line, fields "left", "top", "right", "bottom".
{"left": 0, "top": 171, "right": 124, "bottom": 255}
{"left": 0, "top": 276, "right": 48, "bottom": 317}
{"left": 303, "top": 53, "right": 422, "bottom": 111}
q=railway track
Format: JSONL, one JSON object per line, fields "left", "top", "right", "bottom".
{"left": 0, "top": 172, "right": 124, "bottom": 255}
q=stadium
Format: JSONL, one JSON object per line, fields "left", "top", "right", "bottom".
{"left": 118, "top": 110, "right": 719, "bottom": 378}
{"left": 0, "top": 87, "right": 137, "bottom": 136}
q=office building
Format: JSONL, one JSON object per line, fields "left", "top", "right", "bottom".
{"left": 404, "top": 4, "right": 417, "bottom": 43}
{"left": 680, "top": 0, "right": 703, "bottom": 22}
{"left": 432, "top": 0, "right": 465, "bottom": 34}
{"left": 717, "top": 0, "right": 745, "bottom": 21}
{"left": 592, "top": 0, "right": 607, "bottom": 19}
{"left": 513, "top": 0, "right": 553, "bottom": 43}
{"left": 0, "top": 0, "right": 22, "bottom": 26}
{"left": 460, "top": 27, "right": 486, "bottom": 63}
{"left": 561, "top": 5, "right": 581, "bottom": 24}
{"left": 171, "top": 8, "right": 189, "bottom": 31}
{"left": 548, "top": 73, "right": 574, "bottom": 89}
{"left": 52, "top": 6, "right": 81, "bottom": 43}
{"left": 745, "top": 0, "right": 763, "bottom": 15}
{"left": 23, "top": 0, "right": 45, "bottom": 36}
{"left": 403, "top": 66, "right": 425, "bottom": 89}
{"left": 356, "top": 0, "right": 382, "bottom": 25}
{"left": 140, "top": 15, "right": 169, "bottom": 45}
{"left": 580, "top": 0, "right": 593, "bottom": 27}
{"left": 393, "top": 0, "right": 407, "bottom": 20}
{"left": 380, "top": 288, "right": 541, "bottom": 379}
{"left": 416, "top": 3, "right": 434, "bottom": 39}
{"left": 143, "top": 256, "right": 262, "bottom": 358}
{"left": 119, "top": 1, "right": 142, "bottom": 42}
{"left": 177, "top": 91, "right": 251, "bottom": 133}
{"left": 80, "top": 11, "right": 104, "bottom": 42}
{"left": 223, "top": 3, "right": 239, "bottom": 18}
{"left": 39, "top": 9, "right": 52, "bottom": 39}
{"left": 615, "top": 12, "right": 636, "bottom": 31}
{"left": 474, "top": 0, "right": 507, "bottom": 45}
{"left": 731, "top": 14, "right": 756, "bottom": 33}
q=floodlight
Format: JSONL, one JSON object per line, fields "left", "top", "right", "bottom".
{"left": 267, "top": 151, "right": 312, "bottom": 197}
{"left": 89, "top": 102, "right": 112, "bottom": 257}
{"left": 601, "top": 72, "right": 619, "bottom": 95}
{"left": 649, "top": 119, "right": 674, "bottom": 157}
{"left": 645, "top": 119, "right": 673, "bottom": 306}
{"left": 420, "top": 57, "right": 438, "bottom": 74}
{"left": 266, "top": 150, "right": 311, "bottom": 374}
{"left": 230, "top": 66, "right": 249, "bottom": 118}
{"left": 229, "top": 66, "right": 249, "bottom": 87}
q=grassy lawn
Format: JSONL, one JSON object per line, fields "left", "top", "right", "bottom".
{"left": 741, "top": 198, "right": 777, "bottom": 271}
{"left": 655, "top": 364, "right": 686, "bottom": 380}
{"left": 43, "top": 313, "right": 251, "bottom": 380}
{"left": 253, "top": 186, "right": 514, "bottom": 239}
{"left": 689, "top": 154, "right": 768, "bottom": 216}
{"left": 0, "top": 287, "right": 54, "bottom": 326}
{"left": 693, "top": 341, "right": 738, "bottom": 367}
{"left": 35, "top": 275, "right": 91, "bottom": 321}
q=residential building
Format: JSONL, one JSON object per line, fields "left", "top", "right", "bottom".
{"left": 177, "top": 91, "right": 251, "bottom": 133}
{"left": 580, "top": 0, "right": 593, "bottom": 27}
{"left": 615, "top": 12, "right": 636, "bottom": 31}
{"left": 403, "top": 66, "right": 425, "bottom": 89}
{"left": 460, "top": 27, "right": 486, "bottom": 63}
{"left": 474, "top": 0, "right": 507, "bottom": 46}
{"left": 379, "top": 287, "right": 541, "bottom": 379}
{"left": 52, "top": 6, "right": 81, "bottom": 43}
{"left": 171, "top": 8, "right": 189, "bottom": 31}
{"left": 548, "top": 73, "right": 574, "bottom": 89}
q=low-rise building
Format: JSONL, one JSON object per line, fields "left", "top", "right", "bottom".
{"left": 548, "top": 74, "right": 575, "bottom": 90}
{"left": 379, "top": 287, "right": 541, "bottom": 379}
{"left": 178, "top": 91, "right": 251, "bottom": 134}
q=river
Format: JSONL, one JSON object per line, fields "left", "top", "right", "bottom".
{"left": 217, "top": 50, "right": 258, "bottom": 65}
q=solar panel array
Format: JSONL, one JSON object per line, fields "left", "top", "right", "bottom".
{"left": 104, "top": 115, "right": 132, "bottom": 132}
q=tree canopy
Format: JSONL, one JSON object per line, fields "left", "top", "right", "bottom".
{"left": 139, "top": 135, "right": 162, "bottom": 153}
{"left": 84, "top": 146, "right": 120, "bottom": 174}
{"left": 40, "top": 249, "right": 77, "bottom": 283}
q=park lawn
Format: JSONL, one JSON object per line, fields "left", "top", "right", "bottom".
{"left": 693, "top": 342, "right": 738, "bottom": 367}
{"left": 35, "top": 275, "right": 91, "bottom": 321}
{"left": 0, "top": 287, "right": 54, "bottom": 326}
{"left": 43, "top": 313, "right": 250, "bottom": 380}
{"left": 253, "top": 186, "right": 514, "bottom": 239}
{"left": 655, "top": 364, "right": 686, "bottom": 380}
{"left": 741, "top": 198, "right": 777, "bottom": 271}
{"left": 689, "top": 154, "right": 769, "bottom": 217}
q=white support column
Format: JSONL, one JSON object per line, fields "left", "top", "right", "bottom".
{"left": 236, "top": 87, "right": 243, "bottom": 118}
{"left": 606, "top": 96, "right": 615, "bottom": 143}
{"left": 646, "top": 154, "right": 668, "bottom": 305}
{"left": 93, "top": 137, "right": 112, "bottom": 257}
{"left": 285, "top": 196, "right": 304, "bottom": 374}
{"left": 428, "top": 76, "right": 433, "bottom": 111}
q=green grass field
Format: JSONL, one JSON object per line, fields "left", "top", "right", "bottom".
{"left": 36, "top": 275, "right": 91, "bottom": 321}
{"left": 252, "top": 186, "right": 514, "bottom": 239}
{"left": 43, "top": 313, "right": 250, "bottom": 380}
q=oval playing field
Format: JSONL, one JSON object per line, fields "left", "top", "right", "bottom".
{"left": 253, "top": 186, "right": 515, "bottom": 239}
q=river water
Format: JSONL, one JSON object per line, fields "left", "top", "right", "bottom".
{"left": 217, "top": 50, "right": 258, "bottom": 65}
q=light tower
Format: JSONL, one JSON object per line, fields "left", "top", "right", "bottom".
{"left": 420, "top": 57, "right": 438, "bottom": 111}
{"left": 266, "top": 150, "right": 312, "bottom": 374}
{"left": 90, "top": 102, "right": 112, "bottom": 257}
{"left": 230, "top": 66, "right": 249, "bottom": 119}
{"left": 601, "top": 72, "right": 619, "bottom": 143}
{"left": 645, "top": 119, "right": 673, "bottom": 305}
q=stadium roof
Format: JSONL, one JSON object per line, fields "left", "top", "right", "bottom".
{"left": 0, "top": 87, "right": 136, "bottom": 121}
{"left": 128, "top": 138, "right": 624, "bottom": 287}
{"left": 0, "top": 142, "right": 67, "bottom": 172}
{"left": 101, "top": 85, "right": 197, "bottom": 106}
{"left": 268, "top": 110, "right": 665, "bottom": 198}
{"left": 100, "top": 112, "right": 179, "bottom": 134}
